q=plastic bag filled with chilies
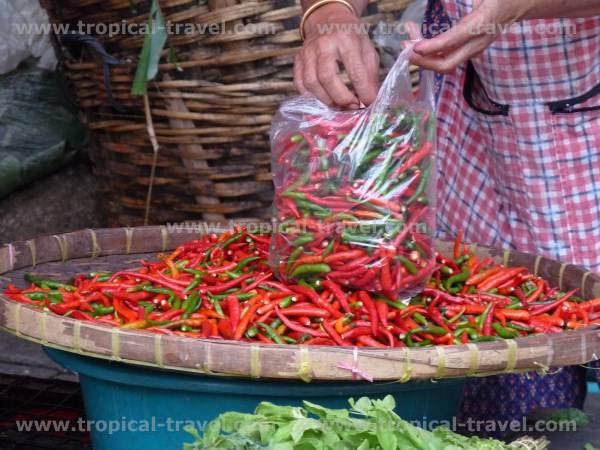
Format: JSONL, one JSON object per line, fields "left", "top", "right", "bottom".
{"left": 269, "top": 45, "right": 436, "bottom": 299}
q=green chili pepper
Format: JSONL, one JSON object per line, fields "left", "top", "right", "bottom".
{"left": 90, "top": 271, "right": 112, "bottom": 282}
{"left": 290, "top": 263, "right": 331, "bottom": 279}
{"left": 182, "top": 292, "right": 200, "bottom": 319}
{"left": 221, "top": 232, "right": 243, "bottom": 250}
{"left": 477, "top": 303, "right": 494, "bottom": 330}
{"left": 413, "top": 312, "right": 428, "bottom": 326}
{"left": 257, "top": 322, "right": 284, "bottom": 344}
{"left": 245, "top": 326, "right": 258, "bottom": 338}
{"left": 377, "top": 297, "right": 407, "bottom": 309}
{"left": 406, "top": 165, "right": 430, "bottom": 205}
{"left": 183, "top": 276, "right": 202, "bottom": 294}
{"left": 142, "top": 286, "right": 176, "bottom": 296}
{"left": 174, "top": 260, "right": 189, "bottom": 270}
{"left": 507, "top": 321, "right": 534, "bottom": 332}
{"left": 322, "top": 240, "right": 334, "bottom": 258}
{"left": 270, "top": 318, "right": 283, "bottom": 329}
{"left": 91, "top": 305, "right": 115, "bottom": 316}
{"left": 236, "top": 256, "right": 261, "bottom": 271}
{"left": 235, "top": 292, "right": 257, "bottom": 301}
{"left": 298, "top": 333, "right": 311, "bottom": 344}
{"left": 440, "top": 266, "right": 454, "bottom": 276}
{"left": 24, "top": 292, "right": 47, "bottom": 301}
{"left": 282, "top": 336, "right": 297, "bottom": 344}
{"left": 290, "top": 133, "right": 303, "bottom": 144}
{"left": 473, "top": 336, "right": 498, "bottom": 343}
{"left": 296, "top": 199, "right": 331, "bottom": 216}
{"left": 406, "top": 326, "right": 447, "bottom": 347}
{"left": 278, "top": 296, "right": 295, "bottom": 308}
{"left": 492, "top": 322, "right": 520, "bottom": 339}
{"left": 286, "top": 246, "right": 305, "bottom": 274}
{"left": 128, "top": 281, "right": 152, "bottom": 292}
{"left": 396, "top": 255, "right": 418, "bottom": 275}
{"left": 207, "top": 295, "right": 224, "bottom": 317}
{"left": 182, "top": 268, "right": 207, "bottom": 277}
{"left": 147, "top": 319, "right": 172, "bottom": 326}
{"left": 170, "top": 296, "right": 182, "bottom": 310}
{"left": 291, "top": 233, "right": 315, "bottom": 247}
{"left": 447, "top": 309, "right": 465, "bottom": 323}
{"left": 504, "top": 301, "right": 523, "bottom": 310}
{"left": 445, "top": 268, "right": 471, "bottom": 293}
{"left": 138, "top": 301, "right": 155, "bottom": 316}
{"left": 24, "top": 274, "right": 75, "bottom": 291}
{"left": 454, "top": 255, "right": 470, "bottom": 265}
{"left": 48, "top": 291, "right": 63, "bottom": 304}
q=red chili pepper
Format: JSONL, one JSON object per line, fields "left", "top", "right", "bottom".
{"left": 112, "top": 297, "right": 139, "bottom": 323}
{"left": 478, "top": 267, "right": 528, "bottom": 291}
{"left": 376, "top": 300, "right": 389, "bottom": 328}
{"left": 225, "top": 295, "right": 241, "bottom": 332}
{"left": 358, "top": 291, "right": 378, "bottom": 336}
{"left": 275, "top": 307, "right": 328, "bottom": 338}
{"left": 321, "top": 280, "right": 351, "bottom": 313}
{"left": 323, "top": 320, "right": 349, "bottom": 346}
{"left": 233, "top": 301, "right": 261, "bottom": 340}
{"left": 356, "top": 335, "right": 387, "bottom": 348}
{"left": 289, "top": 285, "right": 342, "bottom": 319}
{"left": 531, "top": 289, "right": 578, "bottom": 316}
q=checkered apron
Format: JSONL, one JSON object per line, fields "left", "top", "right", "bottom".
{"left": 436, "top": 0, "right": 600, "bottom": 270}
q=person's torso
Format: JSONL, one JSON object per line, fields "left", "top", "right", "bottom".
{"left": 440, "top": 0, "right": 600, "bottom": 106}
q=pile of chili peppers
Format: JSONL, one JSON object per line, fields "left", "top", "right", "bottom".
{"left": 269, "top": 108, "right": 435, "bottom": 297}
{"left": 4, "top": 229, "right": 600, "bottom": 347}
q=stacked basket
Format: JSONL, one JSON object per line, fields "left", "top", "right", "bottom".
{"left": 40, "top": 0, "right": 413, "bottom": 226}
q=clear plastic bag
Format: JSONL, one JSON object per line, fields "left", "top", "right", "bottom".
{"left": 269, "top": 46, "right": 436, "bottom": 298}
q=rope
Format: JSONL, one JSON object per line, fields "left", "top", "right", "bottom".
{"left": 160, "top": 226, "right": 169, "bottom": 252}
{"left": 52, "top": 235, "right": 69, "bottom": 262}
{"left": 154, "top": 334, "right": 163, "bottom": 367}
{"left": 124, "top": 227, "right": 134, "bottom": 255}
{"left": 88, "top": 229, "right": 101, "bottom": 258}
{"left": 250, "top": 345, "right": 261, "bottom": 379}
{"left": 26, "top": 240, "right": 36, "bottom": 267}
{"left": 435, "top": 346, "right": 446, "bottom": 379}
{"left": 143, "top": 93, "right": 160, "bottom": 226}
{"left": 467, "top": 343, "right": 480, "bottom": 376}
{"left": 399, "top": 347, "right": 412, "bottom": 383}
{"left": 505, "top": 339, "right": 518, "bottom": 372}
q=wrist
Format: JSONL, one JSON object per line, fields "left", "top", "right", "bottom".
{"left": 303, "top": 4, "right": 359, "bottom": 39}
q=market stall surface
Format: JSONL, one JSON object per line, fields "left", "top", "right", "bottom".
{"left": 0, "top": 337, "right": 598, "bottom": 450}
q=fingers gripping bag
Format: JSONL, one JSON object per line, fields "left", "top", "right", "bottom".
{"left": 269, "top": 46, "right": 436, "bottom": 299}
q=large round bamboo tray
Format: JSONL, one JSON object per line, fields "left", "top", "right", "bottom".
{"left": 0, "top": 226, "right": 599, "bottom": 381}
{"left": 39, "top": 0, "right": 414, "bottom": 226}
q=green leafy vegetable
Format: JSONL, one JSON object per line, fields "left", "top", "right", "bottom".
{"left": 131, "top": 0, "right": 168, "bottom": 95}
{"left": 183, "top": 396, "right": 550, "bottom": 450}
{"left": 542, "top": 408, "right": 589, "bottom": 429}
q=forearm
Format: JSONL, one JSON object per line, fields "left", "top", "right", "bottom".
{"left": 300, "top": 0, "right": 368, "bottom": 15}
{"left": 523, "top": 0, "right": 600, "bottom": 19}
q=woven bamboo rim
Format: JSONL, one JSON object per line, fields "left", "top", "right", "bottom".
{"left": 40, "top": 0, "right": 416, "bottom": 226}
{"left": 0, "top": 226, "right": 599, "bottom": 381}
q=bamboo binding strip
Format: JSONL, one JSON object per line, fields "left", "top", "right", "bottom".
{"left": 0, "top": 226, "right": 599, "bottom": 381}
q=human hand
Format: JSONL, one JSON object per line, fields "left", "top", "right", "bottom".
{"left": 294, "top": 4, "right": 380, "bottom": 108}
{"left": 408, "top": 0, "right": 532, "bottom": 73}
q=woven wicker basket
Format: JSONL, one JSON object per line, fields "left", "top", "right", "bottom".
{"left": 40, "top": 0, "right": 414, "bottom": 226}
{"left": 1, "top": 226, "right": 599, "bottom": 381}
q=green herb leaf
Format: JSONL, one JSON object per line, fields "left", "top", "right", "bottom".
{"left": 131, "top": 0, "right": 168, "bottom": 95}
